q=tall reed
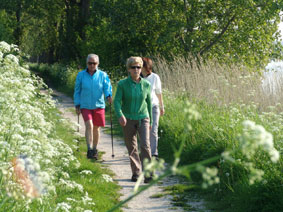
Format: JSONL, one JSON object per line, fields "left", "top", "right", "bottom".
{"left": 154, "top": 55, "right": 283, "bottom": 111}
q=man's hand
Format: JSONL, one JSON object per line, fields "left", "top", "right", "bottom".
{"left": 107, "top": 96, "right": 112, "bottom": 104}
{"left": 119, "top": 116, "right": 127, "bottom": 126}
{"left": 75, "top": 106, "right": 81, "bottom": 115}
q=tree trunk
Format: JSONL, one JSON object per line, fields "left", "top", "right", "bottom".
{"left": 14, "top": 1, "right": 22, "bottom": 45}
{"left": 78, "top": 0, "right": 91, "bottom": 40}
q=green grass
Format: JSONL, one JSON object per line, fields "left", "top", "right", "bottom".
{"left": 150, "top": 193, "right": 165, "bottom": 198}
{"left": 34, "top": 107, "right": 122, "bottom": 211}
{"left": 157, "top": 93, "right": 283, "bottom": 212}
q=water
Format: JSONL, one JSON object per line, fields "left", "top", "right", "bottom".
{"left": 263, "top": 60, "right": 283, "bottom": 95}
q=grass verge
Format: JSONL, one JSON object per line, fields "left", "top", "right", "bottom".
{"left": 45, "top": 106, "right": 122, "bottom": 211}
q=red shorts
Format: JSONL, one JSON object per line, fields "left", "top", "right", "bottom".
{"left": 81, "top": 108, "right": 105, "bottom": 127}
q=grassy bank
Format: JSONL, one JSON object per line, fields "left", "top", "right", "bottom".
{"left": 42, "top": 106, "right": 122, "bottom": 212}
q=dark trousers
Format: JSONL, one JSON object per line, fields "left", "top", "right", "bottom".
{"left": 123, "top": 118, "right": 152, "bottom": 175}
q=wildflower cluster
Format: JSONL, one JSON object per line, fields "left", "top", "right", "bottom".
{"left": 196, "top": 165, "right": 220, "bottom": 189}
{"left": 183, "top": 101, "right": 201, "bottom": 131}
{"left": 240, "top": 120, "right": 279, "bottom": 163}
{"left": 221, "top": 119, "right": 280, "bottom": 185}
{"left": 102, "top": 174, "right": 113, "bottom": 183}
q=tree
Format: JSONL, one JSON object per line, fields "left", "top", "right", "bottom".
{"left": 1, "top": 0, "right": 283, "bottom": 69}
{"left": 117, "top": 0, "right": 283, "bottom": 68}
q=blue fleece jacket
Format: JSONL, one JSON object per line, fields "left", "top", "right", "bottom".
{"left": 73, "top": 69, "right": 112, "bottom": 109}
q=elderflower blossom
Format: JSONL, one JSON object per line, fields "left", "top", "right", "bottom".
{"left": 80, "top": 170, "right": 93, "bottom": 175}
{"left": 82, "top": 192, "right": 95, "bottom": 206}
{"left": 102, "top": 174, "right": 113, "bottom": 182}
{"left": 184, "top": 101, "right": 201, "bottom": 130}
{"left": 58, "top": 179, "right": 84, "bottom": 193}
{"left": 66, "top": 197, "right": 76, "bottom": 202}
{"left": 240, "top": 120, "right": 280, "bottom": 162}
{"left": 10, "top": 44, "right": 20, "bottom": 53}
{"left": 61, "top": 172, "right": 70, "bottom": 179}
{"left": 0, "top": 41, "right": 11, "bottom": 53}
{"left": 4, "top": 54, "right": 19, "bottom": 64}
{"left": 55, "top": 202, "right": 72, "bottom": 212}
{"left": 196, "top": 165, "right": 220, "bottom": 189}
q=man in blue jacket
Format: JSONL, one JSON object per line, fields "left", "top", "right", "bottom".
{"left": 74, "top": 54, "right": 112, "bottom": 160}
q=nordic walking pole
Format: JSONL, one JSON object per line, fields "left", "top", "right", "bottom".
{"left": 110, "top": 103, "right": 115, "bottom": 158}
{"left": 77, "top": 113, "right": 80, "bottom": 151}
{"left": 77, "top": 113, "right": 80, "bottom": 132}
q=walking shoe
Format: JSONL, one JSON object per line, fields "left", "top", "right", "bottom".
{"left": 152, "top": 155, "right": 159, "bottom": 161}
{"left": 131, "top": 174, "right": 139, "bottom": 182}
{"left": 87, "top": 150, "right": 93, "bottom": 159}
{"left": 93, "top": 149, "right": 98, "bottom": 160}
{"left": 144, "top": 176, "right": 153, "bottom": 183}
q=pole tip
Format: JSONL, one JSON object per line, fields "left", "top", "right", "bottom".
{"left": 112, "top": 154, "right": 115, "bottom": 158}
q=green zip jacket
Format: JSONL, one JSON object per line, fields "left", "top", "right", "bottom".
{"left": 114, "top": 76, "right": 152, "bottom": 125}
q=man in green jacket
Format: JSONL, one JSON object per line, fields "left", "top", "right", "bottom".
{"left": 114, "top": 56, "right": 153, "bottom": 183}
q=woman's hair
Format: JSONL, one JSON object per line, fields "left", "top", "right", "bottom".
{"left": 126, "top": 56, "right": 143, "bottom": 69}
{"left": 86, "top": 54, "right": 99, "bottom": 64}
{"left": 142, "top": 57, "right": 153, "bottom": 74}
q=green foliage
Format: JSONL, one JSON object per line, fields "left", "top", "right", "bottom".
{"left": 158, "top": 93, "right": 283, "bottom": 211}
{"left": 29, "top": 63, "right": 80, "bottom": 97}
{"left": 2, "top": 0, "right": 283, "bottom": 69}
{"left": 0, "top": 10, "right": 15, "bottom": 44}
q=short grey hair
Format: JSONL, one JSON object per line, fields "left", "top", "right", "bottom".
{"left": 86, "top": 54, "right": 99, "bottom": 64}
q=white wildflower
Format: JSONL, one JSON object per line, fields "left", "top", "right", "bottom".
{"left": 4, "top": 54, "right": 19, "bottom": 64}
{"left": 82, "top": 192, "right": 95, "bottom": 206}
{"left": 61, "top": 172, "right": 70, "bottom": 179}
{"left": 80, "top": 170, "right": 93, "bottom": 175}
{"left": 196, "top": 165, "right": 219, "bottom": 189}
{"left": 55, "top": 202, "right": 71, "bottom": 212}
{"left": 0, "top": 41, "right": 11, "bottom": 53}
{"left": 102, "top": 174, "right": 113, "bottom": 182}
{"left": 240, "top": 120, "right": 280, "bottom": 162}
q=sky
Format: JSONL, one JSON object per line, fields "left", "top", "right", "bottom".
{"left": 264, "top": 21, "right": 283, "bottom": 72}
{"left": 262, "top": 21, "right": 283, "bottom": 89}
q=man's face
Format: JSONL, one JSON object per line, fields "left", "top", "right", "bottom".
{"left": 87, "top": 57, "right": 99, "bottom": 72}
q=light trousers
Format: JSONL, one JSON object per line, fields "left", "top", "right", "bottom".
{"left": 150, "top": 105, "right": 160, "bottom": 156}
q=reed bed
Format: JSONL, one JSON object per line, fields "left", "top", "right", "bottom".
{"left": 154, "top": 56, "right": 283, "bottom": 111}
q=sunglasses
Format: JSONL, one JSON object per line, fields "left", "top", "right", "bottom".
{"left": 131, "top": 66, "right": 141, "bottom": 69}
{"left": 88, "top": 62, "right": 98, "bottom": 65}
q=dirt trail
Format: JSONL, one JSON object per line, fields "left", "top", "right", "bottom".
{"left": 51, "top": 89, "right": 208, "bottom": 212}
